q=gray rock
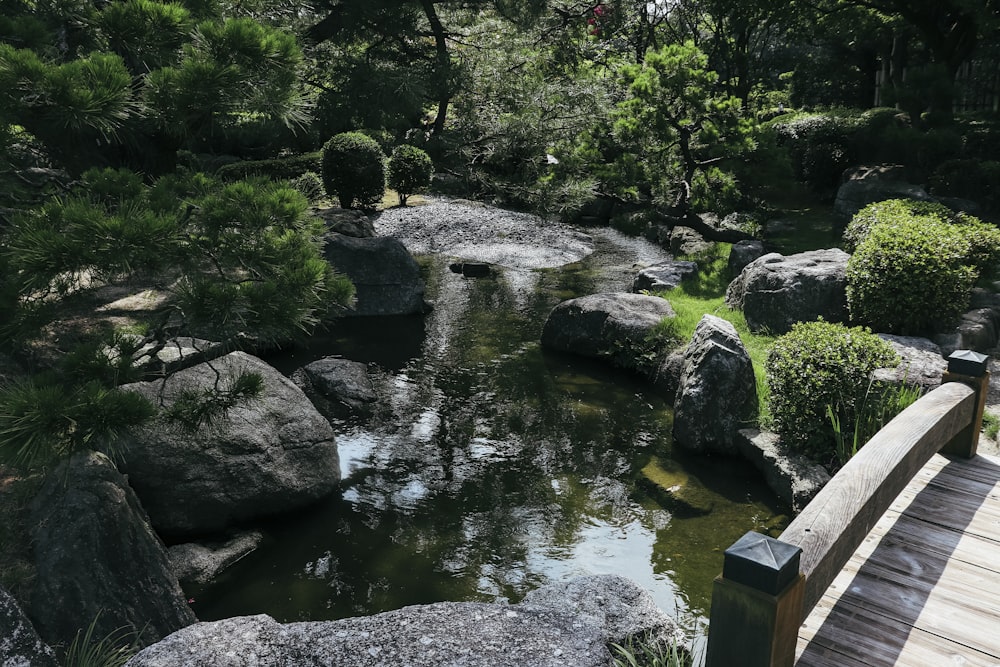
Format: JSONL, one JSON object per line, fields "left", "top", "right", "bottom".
{"left": 673, "top": 315, "right": 758, "bottom": 455}
{"left": 0, "top": 353, "right": 27, "bottom": 386}
{"left": 726, "top": 249, "right": 850, "bottom": 335}
{"left": 669, "top": 226, "right": 713, "bottom": 256}
{"left": 120, "top": 352, "right": 340, "bottom": 536}
{"left": 133, "top": 337, "right": 225, "bottom": 378}
{"left": 28, "top": 452, "right": 196, "bottom": 649}
{"left": 316, "top": 208, "right": 376, "bottom": 238}
{"left": 449, "top": 261, "right": 493, "bottom": 278}
{"left": 0, "top": 586, "right": 58, "bottom": 667}
{"left": 126, "top": 575, "right": 679, "bottom": 667}
{"left": 631, "top": 261, "right": 698, "bottom": 293}
{"left": 874, "top": 335, "right": 947, "bottom": 391}
{"left": 323, "top": 234, "right": 429, "bottom": 316}
{"left": 540, "top": 293, "right": 676, "bottom": 375}
{"left": 168, "top": 531, "right": 264, "bottom": 586}
{"left": 653, "top": 349, "right": 686, "bottom": 401}
{"left": 292, "top": 357, "right": 377, "bottom": 416}
{"left": 833, "top": 164, "right": 933, "bottom": 220}
{"left": 727, "top": 240, "right": 766, "bottom": 278}
{"left": 736, "top": 429, "right": 831, "bottom": 513}
{"left": 933, "top": 306, "right": 1000, "bottom": 357}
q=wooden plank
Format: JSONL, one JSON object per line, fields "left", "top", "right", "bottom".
{"left": 780, "top": 382, "right": 977, "bottom": 616}
{"left": 890, "top": 486, "right": 1000, "bottom": 543}
{"left": 865, "top": 511, "right": 1000, "bottom": 571}
{"left": 797, "top": 595, "right": 1000, "bottom": 666}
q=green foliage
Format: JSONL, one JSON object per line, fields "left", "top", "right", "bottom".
{"left": 63, "top": 613, "right": 138, "bottom": 667}
{"left": 321, "top": 132, "right": 387, "bottom": 210}
{"left": 929, "top": 159, "right": 1000, "bottom": 214}
{"left": 827, "top": 380, "right": 923, "bottom": 466}
{"left": 288, "top": 171, "right": 325, "bottom": 204}
{"left": 0, "top": 379, "right": 155, "bottom": 471}
{"left": 387, "top": 144, "right": 433, "bottom": 206}
{"left": 97, "top": 0, "right": 193, "bottom": 74}
{"left": 845, "top": 215, "right": 983, "bottom": 334}
{"left": 983, "top": 411, "right": 1000, "bottom": 441}
{"left": 766, "top": 320, "right": 898, "bottom": 464}
{"left": 768, "top": 112, "right": 854, "bottom": 191}
{"left": 214, "top": 153, "right": 322, "bottom": 182}
{"left": 612, "top": 41, "right": 754, "bottom": 213}
{"left": 611, "top": 631, "right": 692, "bottom": 667}
{"left": 164, "top": 368, "right": 264, "bottom": 431}
{"left": 841, "top": 199, "right": 955, "bottom": 252}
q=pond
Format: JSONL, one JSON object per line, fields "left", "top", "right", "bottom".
{"left": 185, "top": 225, "right": 789, "bottom": 637}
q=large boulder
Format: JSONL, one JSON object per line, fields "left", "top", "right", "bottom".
{"left": 541, "top": 293, "right": 676, "bottom": 374}
{"left": 673, "top": 315, "right": 757, "bottom": 455}
{"left": 120, "top": 352, "right": 340, "bottom": 536}
{"left": 725, "top": 249, "right": 850, "bottom": 335}
{"left": 323, "top": 233, "right": 429, "bottom": 316}
{"left": 315, "top": 208, "right": 376, "bottom": 238}
{"left": 28, "top": 451, "right": 196, "bottom": 649}
{"left": 631, "top": 261, "right": 698, "bottom": 293}
{"left": 932, "top": 291, "right": 1000, "bottom": 356}
{"left": 126, "top": 575, "right": 679, "bottom": 667}
{"left": 1, "top": 586, "right": 58, "bottom": 667}
{"left": 833, "top": 164, "right": 933, "bottom": 220}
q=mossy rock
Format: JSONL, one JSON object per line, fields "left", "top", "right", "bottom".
{"left": 638, "top": 456, "right": 714, "bottom": 517}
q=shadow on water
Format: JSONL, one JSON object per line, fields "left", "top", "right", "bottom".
{"left": 187, "top": 229, "right": 789, "bottom": 629}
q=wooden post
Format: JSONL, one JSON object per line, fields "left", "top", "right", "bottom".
{"left": 940, "top": 350, "right": 990, "bottom": 459}
{"left": 705, "top": 532, "right": 804, "bottom": 667}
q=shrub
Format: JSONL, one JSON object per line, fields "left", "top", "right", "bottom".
{"left": 288, "top": 171, "right": 325, "bottom": 204}
{"left": 766, "top": 320, "right": 898, "bottom": 464}
{"left": 321, "top": 132, "right": 386, "bottom": 210}
{"left": 215, "top": 153, "right": 322, "bottom": 182}
{"left": 769, "top": 113, "right": 854, "bottom": 191}
{"left": 846, "top": 217, "right": 977, "bottom": 334}
{"left": 387, "top": 144, "right": 433, "bottom": 206}
{"left": 841, "top": 199, "right": 954, "bottom": 252}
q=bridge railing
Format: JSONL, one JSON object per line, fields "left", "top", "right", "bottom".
{"left": 704, "top": 351, "right": 990, "bottom": 667}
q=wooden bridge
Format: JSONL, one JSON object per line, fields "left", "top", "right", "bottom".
{"left": 705, "top": 352, "right": 1000, "bottom": 667}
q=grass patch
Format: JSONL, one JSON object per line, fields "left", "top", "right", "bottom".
{"left": 653, "top": 243, "right": 777, "bottom": 425}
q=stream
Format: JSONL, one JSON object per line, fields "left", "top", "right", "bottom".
{"left": 186, "top": 205, "right": 789, "bottom": 637}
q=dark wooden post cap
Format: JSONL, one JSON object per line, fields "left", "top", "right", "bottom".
{"left": 947, "top": 350, "right": 989, "bottom": 377}
{"left": 722, "top": 531, "right": 802, "bottom": 595}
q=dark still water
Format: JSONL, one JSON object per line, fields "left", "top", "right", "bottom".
{"left": 186, "top": 229, "right": 789, "bottom": 630}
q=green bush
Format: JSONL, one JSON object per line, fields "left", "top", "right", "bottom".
{"left": 321, "top": 132, "right": 386, "bottom": 210}
{"left": 769, "top": 113, "right": 855, "bottom": 190}
{"left": 387, "top": 144, "right": 433, "bottom": 206}
{"left": 846, "top": 217, "right": 978, "bottom": 334}
{"left": 215, "top": 153, "right": 322, "bottom": 182}
{"left": 929, "top": 159, "right": 1000, "bottom": 214}
{"left": 766, "top": 320, "right": 898, "bottom": 464}
{"left": 288, "top": 171, "right": 325, "bottom": 204}
{"left": 841, "top": 199, "right": 954, "bottom": 252}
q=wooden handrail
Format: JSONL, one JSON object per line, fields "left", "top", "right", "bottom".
{"left": 704, "top": 350, "right": 990, "bottom": 667}
{"left": 780, "top": 381, "right": 975, "bottom": 616}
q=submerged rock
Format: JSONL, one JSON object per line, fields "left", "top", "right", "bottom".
{"left": 168, "top": 531, "right": 264, "bottom": 586}
{"left": 125, "top": 575, "right": 680, "bottom": 667}
{"left": 541, "top": 293, "right": 675, "bottom": 375}
{"left": 673, "top": 315, "right": 757, "bottom": 456}
{"left": 28, "top": 451, "right": 196, "bottom": 649}
{"left": 736, "top": 429, "right": 830, "bottom": 513}
{"left": 120, "top": 352, "right": 340, "bottom": 536}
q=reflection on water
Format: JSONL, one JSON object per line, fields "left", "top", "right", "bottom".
{"left": 188, "top": 228, "right": 788, "bottom": 631}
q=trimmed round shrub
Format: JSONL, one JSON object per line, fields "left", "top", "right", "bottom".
{"left": 321, "top": 132, "right": 386, "bottom": 210}
{"left": 841, "top": 199, "right": 954, "bottom": 252}
{"left": 846, "top": 217, "right": 977, "bottom": 334}
{"left": 387, "top": 144, "right": 433, "bottom": 206}
{"left": 766, "top": 320, "right": 898, "bottom": 463}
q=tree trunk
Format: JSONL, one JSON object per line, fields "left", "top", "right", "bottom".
{"left": 419, "top": 0, "right": 451, "bottom": 137}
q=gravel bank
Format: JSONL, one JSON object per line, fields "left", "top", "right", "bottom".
{"left": 373, "top": 197, "right": 594, "bottom": 270}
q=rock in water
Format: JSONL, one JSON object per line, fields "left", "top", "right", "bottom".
{"left": 323, "top": 233, "right": 429, "bottom": 316}
{"left": 120, "top": 352, "right": 340, "bottom": 536}
{"left": 28, "top": 452, "right": 196, "bottom": 648}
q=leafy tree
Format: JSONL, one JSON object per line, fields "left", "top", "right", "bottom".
{"left": 388, "top": 145, "right": 433, "bottom": 206}
{"left": 612, "top": 41, "right": 754, "bottom": 217}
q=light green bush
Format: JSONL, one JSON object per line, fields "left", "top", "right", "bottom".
{"left": 321, "top": 132, "right": 386, "bottom": 210}
{"left": 387, "top": 144, "right": 433, "bottom": 206}
{"left": 766, "top": 320, "right": 897, "bottom": 464}
{"left": 841, "top": 199, "right": 954, "bottom": 252}
{"left": 846, "top": 216, "right": 981, "bottom": 334}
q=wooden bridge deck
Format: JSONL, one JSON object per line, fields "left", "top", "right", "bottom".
{"left": 795, "top": 452, "right": 1000, "bottom": 666}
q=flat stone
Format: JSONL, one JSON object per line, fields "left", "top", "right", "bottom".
{"left": 168, "top": 531, "right": 264, "bottom": 586}
{"left": 736, "top": 429, "right": 831, "bottom": 513}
